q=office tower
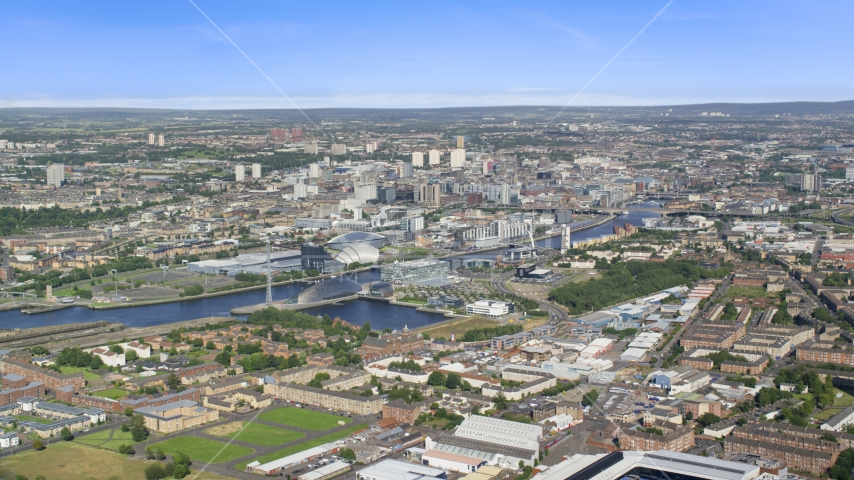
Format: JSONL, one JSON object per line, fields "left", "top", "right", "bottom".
{"left": 456, "top": 136, "right": 465, "bottom": 148}
{"left": 482, "top": 160, "right": 493, "bottom": 175}
{"left": 46, "top": 164, "right": 65, "bottom": 187}
{"left": 157, "top": 134, "right": 165, "bottom": 147}
{"left": 376, "top": 186, "right": 396, "bottom": 203}
{"left": 148, "top": 133, "right": 155, "bottom": 145}
{"left": 304, "top": 143, "right": 319, "bottom": 154}
{"left": 500, "top": 183, "right": 511, "bottom": 205}
{"left": 419, "top": 183, "right": 441, "bottom": 207}
{"left": 331, "top": 144, "right": 347, "bottom": 155}
{"left": 270, "top": 128, "right": 289, "bottom": 141}
{"left": 355, "top": 182, "right": 377, "bottom": 201}
{"left": 560, "top": 225, "right": 572, "bottom": 254}
{"left": 291, "top": 128, "right": 303, "bottom": 141}
{"left": 450, "top": 149, "right": 465, "bottom": 169}
{"left": 428, "top": 149, "right": 440, "bottom": 165}
{"left": 235, "top": 164, "right": 246, "bottom": 182}
{"left": 309, "top": 163, "right": 320, "bottom": 178}
{"left": 294, "top": 183, "right": 308, "bottom": 199}
{"left": 402, "top": 163, "right": 413, "bottom": 178}
{"left": 411, "top": 152, "right": 424, "bottom": 167}
{"left": 353, "top": 206, "right": 363, "bottom": 220}
{"left": 252, "top": 163, "right": 262, "bottom": 179}
{"left": 366, "top": 142, "right": 375, "bottom": 154}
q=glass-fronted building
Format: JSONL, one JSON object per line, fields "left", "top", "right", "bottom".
{"left": 380, "top": 259, "right": 449, "bottom": 284}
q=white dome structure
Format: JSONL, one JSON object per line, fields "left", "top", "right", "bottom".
{"left": 334, "top": 244, "right": 380, "bottom": 265}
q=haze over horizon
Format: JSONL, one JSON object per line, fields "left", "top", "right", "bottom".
{"left": 3, "top": 0, "right": 854, "bottom": 109}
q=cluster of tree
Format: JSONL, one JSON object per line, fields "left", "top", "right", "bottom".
{"left": 0, "top": 201, "right": 177, "bottom": 235}
{"left": 426, "top": 371, "right": 471, "bottom": 391}
{"left": 414, "top": 404, "right": 465, "bottom": 429}
{"left": 387, "top": 359, "right": 422, "bottom": 371}
{"left": 601, "top": 327, "right": 638, "bottom": 339}
{"left": 704, "top": 351, "right": 750, "bottom": 370}
{"left": 121, "top": 413, "right": 150, "bottom": 442}
{"left": 726, "top": 375, "right": 757, "bottom": 388}
{"left": 385, "top": 385, "right": 426, "bottom": 404}
{"left": 756, "top": 387, "right": 795, "bottom": 408}
{"left": 54, "top": 347, "right": 104, "bottom": 370}
{"left": 308, "top": 372, "right": 331, "bottom": 388}
{"left": 92, "top": 256, "right": 152, "bottom": 277}
{"left": 549, "top": 260, "right": 730, "bottom": 314}
{"left": 144, "top": 449, "right": 191, "bottom": 479}
{"left": 720, "top": 302, "right": 738, "bottom": 321}
{"left": 776, "top": 364, "right": 837, "bottom": 407}
{"left": 824, "top": 272, "right": 850, "bottom": 287}
{"left": 238, "top": 352, "right": 305, "bottom": 373}
{"left": 828, "top": 448, "right": 854, "bottom": 480}
{"left": 180, "top": 285, "right": 204, "bottom": 297}
{"left": 695, "top": 413, "right": 721, "bottom": 427}
{"left": 461, "top": 324, "right": 524, "bottom": 342}
{"left": 14, "top": 268, "right": 90, "bottom": 292}
{"left": 581, "top": 388, "right": 599, "bottom": 407}
{"left": 234, "top": 272, "right": 266, "bottom": 284}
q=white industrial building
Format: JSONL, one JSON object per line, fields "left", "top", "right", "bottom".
{"left": 355, "top": 459, "right": 446, "bottom": 480}
{"left": 187, "top": 250, "right": 301, "bottom": 276}
{"left": 424, "top": 416, "right": 541, "bottom": 468}
{"left": 532, "top": 451, "right": 761, "bottom": 480}
{"left": 466, "top": 300, "right": 512, "bottom": 318}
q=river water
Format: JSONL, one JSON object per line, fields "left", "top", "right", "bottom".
{"left": 0, "top": 204, "right": 660, "bottom": 331}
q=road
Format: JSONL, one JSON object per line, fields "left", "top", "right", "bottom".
{"left": 489, "top": 271, "right": 567, "bottom": 324}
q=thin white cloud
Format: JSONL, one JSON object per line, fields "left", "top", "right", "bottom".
{"left": 0, "top": 92, "right": 837, "bottom": 110}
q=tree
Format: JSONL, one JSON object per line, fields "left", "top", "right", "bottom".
{"left": 14, "top": 475, "right": 28, "bottom": 480}
{"left": 494, "top": 393, "right": 508, "bottom": 411}
{"left": 32, "top": 438, "right": 44, "bottom": 451}
{"left": 166, "top": 373, "right": 179, "bottom": 390}
{"left": 215, "top": 350, "right": 232, "bottom": 366}
{"left": 339, "top": 448, "right": 357, "bottom": 461}
{"left": 155, "top": 446, "right": 166, "bottom": 460}
{"left": 685, "top": 411, "right": 694, "bottom": 421}
{"left": 445, "top": 372, "right": 462, "bottom": 390}
{"left": 146, "top": 445, "right": 156, "bottom": 459}
{"left": 427, "top": 371, "right": 446, "bottom": 386}
{"left": 696, "top": 413, "right": 721, "bottom": 427}
{"left": 60, "top": 426, "right": 73, "bottom": 441}
{"left": 173, "top": 451, "right": 191, "bottom": 467}
{"left": 131, "top": 414, "right": 148, "bottom": 442}
{"left": 144, "top": 463, "right": 166, "bottom": 480}
{"left": 582, "top": 388, "right": 599, "bottom": 407}
{"left": 205, "top": 341, "right": 216, "bottom": 350}
{"left": 173, "top": 464, "right": 188, "bottom": 479}
{"left": 125, "top": 407, "right": 134, "bottom": 417}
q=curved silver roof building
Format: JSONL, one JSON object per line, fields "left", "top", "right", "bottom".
{"left": 335, "top": 244, "right": 380, "bottom": 265}
{"left": 297, "top": 278, "right": 362, "bottom": 304}
{"left": 369, "top": 282, "right": 394, "bottom": 297}
{"left": 327, "top": 231, "right": 387, "bottom": 250}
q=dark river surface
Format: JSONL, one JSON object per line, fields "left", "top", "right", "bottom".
{"left": 0, "top": 205, "right": 660, "bottom": 331}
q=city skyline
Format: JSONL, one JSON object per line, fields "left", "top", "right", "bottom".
{"left": 2, "top": 1, "right": 854, "bottom": 109}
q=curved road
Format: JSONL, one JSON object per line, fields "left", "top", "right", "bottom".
{"left": 489, "top": 271, "right": 567, "bottom": 324}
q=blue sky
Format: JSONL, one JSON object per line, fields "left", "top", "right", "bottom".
{"left": 2, "top": 1, "right": 853, "bottom": 109}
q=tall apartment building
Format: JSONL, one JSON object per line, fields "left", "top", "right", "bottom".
{"left": 148, "top": 132, "right": 155, "bottom": 145}
{"left": 235, "top": 164, "right": 246, "bottom": 182}
{"left": 450, "top": 149, "right": 465, "bottom": 168}
{"left": 291, "top": 127, "right": 303, "bottom": 141}
{"left": 399, "top": 216, "right": 424, "bottom": 232}
{"left": 270, "top": 128, "right": 289, "bottom": 141}
{"left": 401, "top": 162, "right": 413, "bottom": 178}
{"left": 157, "top": 134, "right": 165, "bottom": 147}
{"left": 304, "top": 143, "right": 319, "bottom": 154}
{"left": 309, "top": 163, "right": 320, "bottom": 178}
{"left": 46, "top": 164, "right": 65, "bottom": 187}
{"left": 456, "top": 136, "right": 465, "bottom": 148}
{"left": 428, "top": 149, "right": 440, "bottom": 165}
{"left": 331, "top": 143, "right": 347, "bottom": 155}
{"left": 355, "top": 183, "right": 377, "bottom": 202}
{"left": 419, "top": 183, "right": 441, "bottom": 207}
{"left": 411, "top": 152, "right": 424, "bottom": 167}
{"left": 251, "top": 163, "right": 262, "bottom": 179}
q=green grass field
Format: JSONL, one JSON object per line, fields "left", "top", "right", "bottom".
{"left": 724, "top": 285, "right": 772, "bottom": 299}
{"left": 151, "top": 436, "right": 254, "bottom": 464}
{"left": 76, "top": 428, "right": 134, "bottom": 450}
{"left": 16, "top": 415, "right": 55, "bottom": 425}
{"left": 258, "top": 407, "right": 350, "bottom": 431}
{"left": 235, "top": 423, "right": 367, "bottom": 471}
{"left": 59, "top": 366, "right": 102, "bottom": 382}
{"left": 92, "top": 388, "right": 127, "bottom": 399}
{"left": 207, "top": 422, "right": 305, "bottom": 446}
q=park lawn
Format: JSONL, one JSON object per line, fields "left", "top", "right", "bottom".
{"left": 151, "top": 436, "right": 254, "bottom": 464}
{"left": 76, "top": 428, "right": 134, "bottom": 448}
{"left": 59, "top": 366, "right": 102, "bottom": 382}
{"left": 415, "top": 315, "right": 499, "bottom": 340}
{"left": 236, "top": 423, "right": 367, "bottom": 471}
{"left": 208, "top": 422, "right": 305, "bottom": 447}
{"left": 0, "top": 442, "right": 233, "bottom": 480}
{"left": 92, "top": 388, "right": 127, "bottom": 399}
{"left": 258, "top": 407, "right": 350, "bottom": 431}
{"left": 725, "top": 285, "right": 772, "bottom": 299}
